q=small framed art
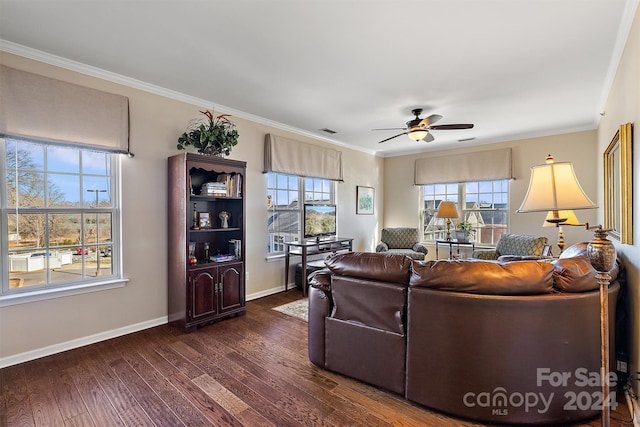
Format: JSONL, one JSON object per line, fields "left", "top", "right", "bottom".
{"left": 198, "top": 212, "right": 211, "bottom": 228}
{"left": 356, "top": 186, "right": 374, "bottom": 215}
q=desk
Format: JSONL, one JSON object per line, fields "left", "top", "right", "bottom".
{"left": 284, "top": 237, "right": 353, "bottom": 296}
{"left": 435, "top": 239, "right": 475, "bottom": 260}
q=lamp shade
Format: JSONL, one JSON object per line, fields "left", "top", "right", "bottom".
{"left": 436, "top": 201, "right": 459, "bottom": 218}
{"left": 517, "top": 156, "right": 596, "bottom": 213}
{"left": 542, "top": 210, "right": 581, "bottom": 227}
{"left": 408, "top": 127, "right": 429, "bottom": 141}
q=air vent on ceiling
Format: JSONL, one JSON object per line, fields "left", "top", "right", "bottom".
{"left": 319, "top": 128, "right": 337, "bottom": 134}
{"left": 458, "top": 137, "right": 476, "bottom": 142}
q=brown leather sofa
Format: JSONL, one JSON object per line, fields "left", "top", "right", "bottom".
{"left": 308, "top": 246, "right": 622, "bottom": 425}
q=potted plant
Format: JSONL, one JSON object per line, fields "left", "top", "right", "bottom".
{"left": 455, "top": 221, "right": 475, "bottom": 242}
{"left": 177, "top": 110, "right": 239, "bottom": 156}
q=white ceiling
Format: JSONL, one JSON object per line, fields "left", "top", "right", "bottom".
{"left": 1, "top": 0, "right": 637, "bottom": 157}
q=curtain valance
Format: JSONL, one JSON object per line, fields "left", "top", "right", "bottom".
{"left": 264, "top": 133, "right": 343, "bottom": 181}
{"left": 0, "top": 65, "right": 130, "bottom": 153}
{"left": 414, "top": 148, "right": 514, "bottom": 185}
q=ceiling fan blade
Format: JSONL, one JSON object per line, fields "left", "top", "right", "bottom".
{"left": 372, "top": 127, "right": 407, "bottom": 131}
{"left": 428, "top": 124, "right": 474, "bottom": 130}
{"left": 419, "top": 114, "right": 443, "bottom": 127}
{"left": 377, "top": 132, "right": 407, "bottom": 143}
{"left": 422, "top": 133, "right": 435, "bottom": 143}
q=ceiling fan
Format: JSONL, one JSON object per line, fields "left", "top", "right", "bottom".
{"left": 374, "top": 108, "right": 474, "bottom": 143}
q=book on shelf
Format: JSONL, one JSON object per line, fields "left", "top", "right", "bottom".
{"left": 210, "top": 254, "right": 236, "bottom": 262}
{"left": 215, "top": 174, "right": 242, "bottom": 197}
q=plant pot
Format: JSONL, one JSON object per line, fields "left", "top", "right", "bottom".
{"left": 454, "top": 230, "right": 470, "bottom": 243}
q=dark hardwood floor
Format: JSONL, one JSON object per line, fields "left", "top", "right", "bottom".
{"left": 1, "top": 289, "right": 634, "bottom": 426}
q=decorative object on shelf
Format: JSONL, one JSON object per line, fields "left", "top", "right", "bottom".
{"left": 455, "top": 221, "right": 475, "bottom": 243}
{"left": 356, "top": 186, "right": 374, "bottom": 215}
{"left": 219, "top": 211, "right": 230, "bottom": 228}
{"left": 517, "top": 154, "right": 618, "bottom": 426}
{"left": 198, "top": 212, "right": 211, "bottom": 228}
{"left": 436, "top": 201, "right": 458, "bottom": 241}
{"left": 191, "top": 203, "right": 199, "bottom": 230}
{"left": 604, "top": 123, "right": 633, "bottom": 244}
{"left": 177, "top": 110, "right": 239, "bottom": 156}
{"left": 188, "top": 242, "right": 197, "bottom": 265}
{"left": 203, "top": 242, "right": 210, "bottom": 260}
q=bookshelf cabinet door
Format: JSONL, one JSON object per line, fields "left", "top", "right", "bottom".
{"left": 219, "top": 263, "right": 244, "bottom": 313}
{"left": 190, "top": 269, "right": 217, "bottom": 319}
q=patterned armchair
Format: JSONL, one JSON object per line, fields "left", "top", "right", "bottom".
{"left": 472, "top": 233, "right": 548, "bottom": 260}
{"left": 376, "top": 227, "right": 428, "bottom": 260}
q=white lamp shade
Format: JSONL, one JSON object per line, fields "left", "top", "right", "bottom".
{"left": 517, "top": 160, "right": 596, "bottom": 213}
{"left": 436, "top": 201, "right": 459, "bottom": 218}
{"left": 407, "top": 127, "right": 429, "bottom": 141}
{"left": 542, "top": 210, "right": 581, "bottom": 227}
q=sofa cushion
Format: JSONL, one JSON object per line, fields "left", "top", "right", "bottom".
{"left": 553, "top": 256, "right": 598, "bottom": 292}
{"left": 325, "top": 252, "right": 412, "bottom": 285}
{"left": 553, "top": 255, "right": 619, "bottom": 291}
{"left": 410, "top": 259, "right": 554, "bottom": 295}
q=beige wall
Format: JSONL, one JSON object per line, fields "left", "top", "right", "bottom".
{"left": 383, "top": 131, "right": 599, "bottom": 259}
{"left": 0, "top": 52, "right": 384, "bottom": 364}
{"left": 598, "top": 4, "right": 640, "bottom": 398}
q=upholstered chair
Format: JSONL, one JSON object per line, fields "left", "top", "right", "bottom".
{"left": 376, "top": 227, "right": 428, "bottom": 260}
{"left": 472, "top": 233, "right": 548, "bottom": 260}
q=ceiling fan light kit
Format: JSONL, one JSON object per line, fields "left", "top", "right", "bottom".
{"left": 375, "top": 108, "right": 474, "bottom": 144}
{"left": 408, "top": 127, "right": 428, "bottom": 141}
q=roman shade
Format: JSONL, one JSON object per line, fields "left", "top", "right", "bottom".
{"left": 264, "top": 133, "right": 343, "bottom": 181}
{"left": 0, "top": 65, "right": 130, "bottom": 153}
{"left": 414, "top": 148, "right": 514, "bottom": 184}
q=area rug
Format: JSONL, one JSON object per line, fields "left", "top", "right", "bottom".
{"left": 272, "top": 298, "right": 308, "bottom": 322}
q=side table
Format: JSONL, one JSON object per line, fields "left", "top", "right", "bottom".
{"left": 435, "top": 239, "right": 475, "bottom": 260}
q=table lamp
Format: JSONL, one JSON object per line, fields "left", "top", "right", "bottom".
{"left": 518, "top": 154, "right": 614, "bottom": 427}
{"left": 436, "top": 201, "right": 459, "bottom": 241}
{"left": 542, "top": 209, "right": 583, "bottom": 255}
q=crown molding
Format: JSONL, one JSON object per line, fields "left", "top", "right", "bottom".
{"left": 0, "top": 39, "right": 376, "bottom": 156}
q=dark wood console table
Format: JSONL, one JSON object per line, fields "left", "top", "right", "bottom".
{"left": 284, "top": 237, "right": 353, "bottom": 296}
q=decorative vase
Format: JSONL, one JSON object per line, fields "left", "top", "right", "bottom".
{"left": 454, "top": 230, "right": 469, "bottom": 242}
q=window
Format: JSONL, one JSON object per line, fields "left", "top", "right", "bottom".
{"left": 422, "top": 179, "right": 508, "bottom": 245}
{"left": 1, "top": 138, "right": 120, "bottom": 296}
{"left": 266, "top": 173, "right": 334, "bottom": 255}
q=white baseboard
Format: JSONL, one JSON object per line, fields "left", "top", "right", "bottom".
{"left": 0, "top": 316, "right": 168, "bottom": 369}
{"left": 1, "top": 286, "right": 294, "bottom": 369}
{"left": 246, "top": 284, "right": 288, "bottom": 301}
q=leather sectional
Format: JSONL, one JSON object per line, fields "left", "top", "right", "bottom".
{"left": 307, "top": 244, "right": 623, "bottom": 425}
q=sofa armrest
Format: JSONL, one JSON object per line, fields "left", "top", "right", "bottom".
{"left": 413, "top": 242, "right": 428, "bottom": 254}
{"left": 376, "top": 242, "right": 389, "bottom": 252}
{"left": 309, "top": 269, "right": 332, "bottom": 292}
{"left": 308, "top": 285, "right": 331, "bottom": 367}
{"left": 472, "top": 249, "right": 499, "bottom": 260}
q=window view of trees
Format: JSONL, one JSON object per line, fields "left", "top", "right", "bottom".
{"left": 267, "top": 173, "right": 334, "bottom": 254}
{"left": 2, "top": 139, "right": 117, "bottom": 293}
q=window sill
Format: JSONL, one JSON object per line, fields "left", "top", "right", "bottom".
{"left": 0, "top": 278, "right": 129, "bottom": 307}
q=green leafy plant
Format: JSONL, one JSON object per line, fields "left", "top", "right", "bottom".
{"left": 456, "top": 221, "right": 475, "bottom": 237}
{"left": 177, "top": 110, "right": 239, "bottom": 156}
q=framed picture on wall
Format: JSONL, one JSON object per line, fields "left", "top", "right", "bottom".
{"left": 356, "top": 186, "right": 374, "bottom": 215}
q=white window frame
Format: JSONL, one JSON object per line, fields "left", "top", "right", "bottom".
{"left": 422, "top": 179, "right": 509, "bottom": 245}
{"left": 1, "top": 137, "right": 124, "bottom": 304}
{"left": 266, "top": 173, "right": 335, "bottom": 256}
